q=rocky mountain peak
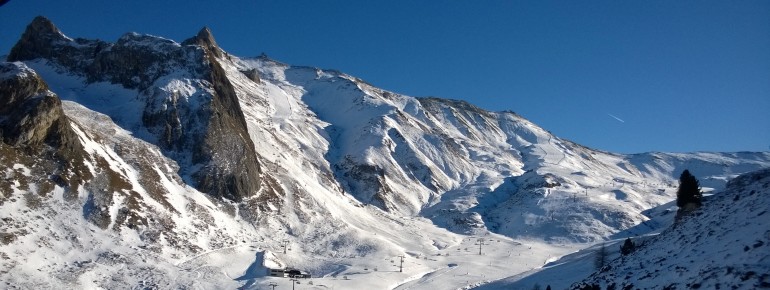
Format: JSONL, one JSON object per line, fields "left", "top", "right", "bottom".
{"left": 26, "top": 15, "right": 61, "bottom": 36}
{"left": 8, "top": 16, "right": 69, "bottom": 62}
{"left": 6, "top": 17, "right": 262, "bottom": 202}
{"left": 182, "top": 26, "right": 223, "bottom": 58}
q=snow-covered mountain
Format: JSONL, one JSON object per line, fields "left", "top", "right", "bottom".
{"left": 1, "top": 16, "right": 768, "bottom": 289}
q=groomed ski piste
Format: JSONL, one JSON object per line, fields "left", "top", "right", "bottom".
{"left": 148, "top": 220, "right": 582, "bottom": 290}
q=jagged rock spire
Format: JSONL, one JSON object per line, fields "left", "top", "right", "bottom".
{"left": 182, "top": 26, "right": 223, "bottom": 58}
{"left": 8, "top": 16, "right": 69, "bottom": 61}
{"left": 23, "top": 15, "right": 62, "bottom": 36}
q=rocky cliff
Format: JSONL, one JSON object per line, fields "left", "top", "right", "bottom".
{"left": 0, "top": 62, "right": 88, "bottom": 193}
{"left": 8, "top": 16, "right": 261, "bottom": 201}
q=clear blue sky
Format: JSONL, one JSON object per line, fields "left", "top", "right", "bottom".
{"left": 1, "top": 0, "right": 768, "bottom": 154}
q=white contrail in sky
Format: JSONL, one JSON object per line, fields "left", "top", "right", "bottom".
{"left": 607, "top": 113, "right": 625, "bottom": 123}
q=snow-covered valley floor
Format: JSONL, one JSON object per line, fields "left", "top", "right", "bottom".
{"left": 165, "top": 224, "right": 582, "bottom": 290}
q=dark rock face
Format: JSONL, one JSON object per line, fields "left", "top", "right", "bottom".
{"left": 89, "top": 33, "right": 204, "bottom": 90}
{"left": 9, "top": 16, "right": 261, "bottom": 202}
{"left": 8, "top": 16, "right": 69, "bottom": 62}
{"left": 240, "top": 69, "right": 261, "bottom": 84}
{"left": 193, "top": 55, "right": 261, "bottom": 202}
{"left": 0, "top": 62, "right": 89, "bottom": 192}
{"left": 9, "top": 16, "right": 110, "bottom": 75}
{"left": 335, "top": 155, "right": 390, "bottom": 209}
{"left": 0, "top": 62, "right": 77, "bottom": 152}
{"left": 182, "top": 27, "right": 224, "bottom": 59}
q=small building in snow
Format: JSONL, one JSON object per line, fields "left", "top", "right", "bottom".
{"left": 267, "top": 267, "right": 311, "bottom": 278}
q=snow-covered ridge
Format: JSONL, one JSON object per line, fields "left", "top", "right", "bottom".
{"left": 229, "top": 53, "right": 770, "bottom": 242}
{"left": 571, "top": 168, "right": 770, "bottom": 289}
{"left": 473, "top": 169, "right": 770, "bottom": 290}
{"left": 0, "top": 61, "right": 36, "bottom": 80}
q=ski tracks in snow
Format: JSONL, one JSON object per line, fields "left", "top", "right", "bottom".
{"left": 539, "top": 134, "right": 567, "bottom": 166}
{"left": 394, "top": 264, "right": 461, "bottom": 290}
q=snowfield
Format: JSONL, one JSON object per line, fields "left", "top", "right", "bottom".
{"left": 1, "top": 21, "right": 769, "bottom": 290}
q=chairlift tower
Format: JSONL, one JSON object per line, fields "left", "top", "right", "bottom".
{"left": 281, "top": 239, "right": 291, "bottom": 254}
{"left": 268, "top": 282, "right": 278, "bottom": 290}
{"left": 475, "top": 238, "right": 486, "bottom": 255}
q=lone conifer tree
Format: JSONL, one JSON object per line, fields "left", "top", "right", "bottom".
{"left": 620, "top": 237, "right": 635, "bottom": 255}
{"left": 594, "top": 243, "right": 607, "bottom": 270}
{"left": 676, "top": 169, "right": 702, "bottom": 211}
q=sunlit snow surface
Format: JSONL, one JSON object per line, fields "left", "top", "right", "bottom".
{"left": 1, "top": 43, "right": 769, "bottom": 289}
{"left": 478, "top": 169, "right": 770, "bottom": 290}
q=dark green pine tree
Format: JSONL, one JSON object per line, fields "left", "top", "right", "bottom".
{"left": 620, "top": 237, "right": 635, "bottom": 255}
{"left": 676, "top": 169, "right": 702, "bottom": 211}
{"left": 594, "top": 243, "right": 607, "bottom": 270}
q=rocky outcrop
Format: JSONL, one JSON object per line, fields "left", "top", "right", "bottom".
{"left": 7, "top": 16, "right": 64, "bottom": 62}
{"left": 0, "top": 61, "right": 89, "bottom": 193}
{"left": 0, "top": 62, "right": 78, "bottom": 152}
{"left": 182, "top": 27, "right": 224, "bottom": 59}
{"left": 9, "top": 17, "right": 261, "bottom": 202}
{"left": 191, "top": 33, "right": 262, "bottom": 202}
{"left": 8, "top": 16, "right": 110, "bottom": 75}
{"left": 90, "top": 33, "right": 205, "bottom": 90}
{"left": 240, "top": 68, "right": 261, "bottom": 84}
